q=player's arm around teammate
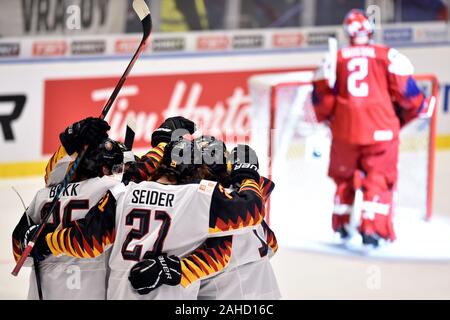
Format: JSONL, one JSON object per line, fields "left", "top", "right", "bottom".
{"left": 26, "top": 142, "right": 266, "bottom": 264}
{"left": 175, "top": 177, "right": 279, "bottom": 300}
{"left": 26, "top": 116, "right": 195, "bottom": 261}
{"left": 127, "top": 144, "right": 271, "bottom": 295}
{"left": 122, "top": 116, "right": 196, "bottom": 184}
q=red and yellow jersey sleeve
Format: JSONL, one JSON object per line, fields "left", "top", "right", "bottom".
{"left": 208, "top": 179, "right": 265, "bottom": 235}
{"left": 259, "top": 176, "right": 275, "bottom": 203}
{"left": 45, "top": 142, "right": 166, "bottom": 186}
{"left": 180, "top": 177, "right": 274, "bottom": 287}
{"left": 261, "top": 220, "right": 278, "bottom": 255}
{"left": 45, "top": 191, "right": 117, "bottom": 258}
{"left": 180, "top": 236, "right": 232, "bottom": 288}
{"left": 127, "top": 142, "right": 167, "bottom": 183}
{"left": 258, "top": 177, "right": 278, "bottom": 254}
{"left": 44, "top": 145, "right": 74, "bottom": 186}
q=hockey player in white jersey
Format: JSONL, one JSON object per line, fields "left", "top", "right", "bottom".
{"left": 28, "top": 139, "right": 267, "bottom": 300}
{"left": 195, "top": 137, "right": 280, "bottom": 300}
{"left": 44, "top": 117, "right": 111, "bottom": 187}
{"left": 130, "top": 136, "right": 280, "bottom": 299}
{"left": 16, "top": 116, "right": 196, "bottom": 300}
{"left": 12, "top": 134, "right": 126, "bottom": 299}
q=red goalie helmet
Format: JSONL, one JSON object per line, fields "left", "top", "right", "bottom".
{"left": 343, "top": 9, "right": 373, "bottom": 45}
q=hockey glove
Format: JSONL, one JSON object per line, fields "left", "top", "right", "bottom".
{"left": 22, "top": 224, "right": 52, "bottom": 262}
{"left": 230, "top": 144, "right": 260, "bottom": 186}
{"left": 122, "top": 162, "right": 147, "bottom": 185}
{"left": 128, "top": 253, "right": 181, "bottom": 295}
{"left": 60, "top": 117, "right": 111, "bottom": 155}
{"left": 151, "top": 116, "right": 196, "bottom": 147}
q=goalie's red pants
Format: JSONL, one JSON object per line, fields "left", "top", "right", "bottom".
{"left": 328, "top": 139, "right": 399, "bottom": 241}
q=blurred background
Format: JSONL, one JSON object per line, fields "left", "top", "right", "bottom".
{"left": 0, "top": 0, "right": 449, "bottom": 299}
{"left": 1, "top": 0, "right": 449, "bottom": 36}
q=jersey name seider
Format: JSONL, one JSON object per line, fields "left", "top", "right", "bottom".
{"left": 131, "top": 189, "right": 175, "bottom": 207}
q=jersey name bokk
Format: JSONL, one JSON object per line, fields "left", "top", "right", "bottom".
{"left": 17, "top": 176, "right": 120, "bottom": 300}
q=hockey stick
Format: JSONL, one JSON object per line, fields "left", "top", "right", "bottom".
{"left": 327, "top": 37, "right": 338, "bottom": 89}
{"left": 123, "top": 114, "right": 137, "bottom": 166}
{"left": 12, "top": 187, "right": 43, "bottom": 299}
{"left": 11, "top": 187, "right": 43, "bottom": 299}
{"left": 124, "top": 114, "right": 137, "bottom": 151}
{"left": 11, "top": 0, "right": 152, "bottom": 277}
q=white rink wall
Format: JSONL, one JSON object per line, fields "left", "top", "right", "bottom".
{"left": 0, "top": 43, "right": 449, "bottom": 167}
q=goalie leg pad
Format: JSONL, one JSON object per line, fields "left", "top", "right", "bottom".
{"left": 332, "top": 178, "right": 354, "bottom": 232}
{"left": 360, "top": 171, "right": 396, "bottom": 241}
{"left": 328, "top": 140, "right": 359, "bottom": 233}
{"left": 358, "top": 141, "right": 399, "bottom": 241}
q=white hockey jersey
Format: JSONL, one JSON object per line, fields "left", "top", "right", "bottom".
{"left": 44, "top": 178, "right": 266, "bottom": 300}
{"left": 13, "top": 176, "right": 120, "bottom": 300}
{"left": 193, "top": 178, "right": 281, "bottom": 299}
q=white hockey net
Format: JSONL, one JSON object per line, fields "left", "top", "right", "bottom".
{"left": 249, "top": 71, "right": 438, "bottom": 248}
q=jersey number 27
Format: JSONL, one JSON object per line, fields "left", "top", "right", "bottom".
{"left": 121, "top": 209, "right": 171, "bottom": 261}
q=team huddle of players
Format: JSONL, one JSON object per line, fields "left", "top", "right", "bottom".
{"left": 12, "top": 116, "right": 280, "bottom": 300}
{"left": 12, "top": 7, "right": 437, "bottom": 300}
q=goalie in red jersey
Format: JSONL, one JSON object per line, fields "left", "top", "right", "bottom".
{"left": 312, "top": 9, "right": 436, "bottom": 246}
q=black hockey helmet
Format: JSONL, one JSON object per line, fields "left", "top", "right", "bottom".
{"left": 194, "top": 135, "right": 228, "bottom": 176}
{"left": 78, "top": 138, "right": 126, "bottom": 178}
{"left": 160, "top": 138, "right": 198, "bottom": 180}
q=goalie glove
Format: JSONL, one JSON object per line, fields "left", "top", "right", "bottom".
{"left": 230, "top": 144, "right": 260, "bottom": 186}
{"left": 313, "top": 54, "right": 331, "bottom": 82}
{"left": 60, "top": 117, "right": 111, "bottom": 155}
{"left": 151, "top": 116, "right": 196, "bottom": 147}
{"left": 128, "top": 253, "right": 181, "bottom": 295}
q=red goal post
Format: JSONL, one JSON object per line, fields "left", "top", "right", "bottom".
{"left": 249, "top": 69, "right": 438, "bottom": 223}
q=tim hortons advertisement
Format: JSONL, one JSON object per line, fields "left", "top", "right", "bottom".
{"left": 42, "top": 69, "right": 298, "bottom": 155}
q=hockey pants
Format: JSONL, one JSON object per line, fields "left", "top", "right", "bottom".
{"left": 328, "top": 139, "right": 398, "bottom": 241}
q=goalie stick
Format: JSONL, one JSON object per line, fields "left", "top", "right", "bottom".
{"left": 327, "top": 37, "right": 338, "bottom": 89}
{"left": 11, "top": 0, "right": 152, "bottom": 277}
